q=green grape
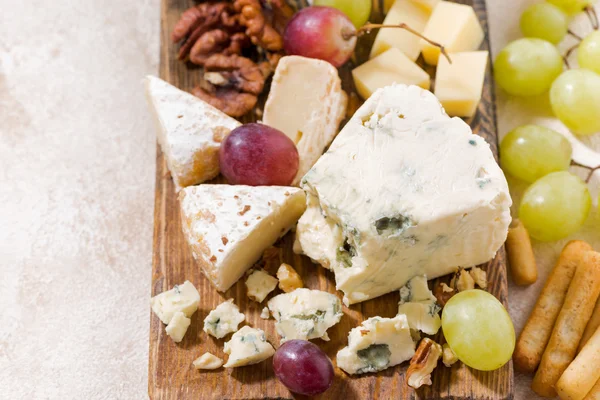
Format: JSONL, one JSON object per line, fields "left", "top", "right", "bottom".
{"left": 519, "top": 171, "right": 591, "bottom": 242}
{"left": 501, "top": 125, "right": 572, "bottom": 182}
{"left": 550, "top": 69, "right": 600, "bottom": 135}
{"left": 547, "top": 0, "right": 592, "bottom": 15}
{"left": 494, "top": 38, "right": 563, "bottom": 96}
{"left": 520, "top": 3, "right": 568, "bottom": 44}
{"left": 442, "top": 290, "right": 515, "bottom": 371}
{"left": 578, "top": 31, "right": 600, "bottom": 75}
{"left": 314, "top": 0, "right": 371, "bottom": 28}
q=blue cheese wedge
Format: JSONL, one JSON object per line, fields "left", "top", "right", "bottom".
{"left": 267, "top": 288, "right": 343, "bottom": 343}
{"left": 179, "top": 185, "right": 306, "bottom": 292}
{"left": 223, "top": 326, "right": 275, "bottom": 368}
{"left": 296, "top": 84, "right": 511, "bottom": 304}
{"left": 262, "top": 56, "right": 347, "bottom": 186}
{"left": 203, "top": 299, "right": 246, "bottom": 339}
{"left": 337, "top": 315, "right": 416, "bottom": 374}
{"left": 193, "top": 352, "right": 223, "bottom": 370}
{"left": 145, "top": 76, "right": 241, "bottom": 190}
{"left": 150, "top": 280, "right": 200, "bottom": 325}
{"left": 165, "top": 311, "right": 191, "bottom": 343}
{"left": 397, "top": 275, "right": 441, "bottom": 335}
{"left": 245, "top": 269, "right": 278, "bottom": 303}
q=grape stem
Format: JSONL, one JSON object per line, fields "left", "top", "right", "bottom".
{"left": 571, "top": 160, "right": 600, "bottom": 183}
{"left": 567, "top": 29, "right": 584, "bottom": 41}
{"left": 584, "top": 6, "right": 599, "bottom": 30}
{"left": 344, "top": 23, "right": 452, "bottom": 64}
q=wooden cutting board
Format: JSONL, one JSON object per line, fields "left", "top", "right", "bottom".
{"left": 148, "top": 0, "right": 514, "bottom": 399}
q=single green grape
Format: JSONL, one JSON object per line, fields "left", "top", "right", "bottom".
{"left": 578, "top": 31, "right": 600, "bottom": 75}
{"left": 519, "top": 171, "right": 591, "bottom": 242}
{"left": 500, "top": 125, "right": 572, "bottom": 182}
{"left": 550, "top": 69, "right": 600, "bottom": 135}
{"left": 314, "top": 0, "right": 371, "bottom": 28}
{"left": 520, "top": 3, "right": 568, "bottom": 44}
{"left": 494, "top": 38, "right": 563, "bottom": 96}
{"left": 442, "top": 290, "right": 515, "bottom": 371}
{"left": 547, "top": 0, "right": 592, "bottom": 15}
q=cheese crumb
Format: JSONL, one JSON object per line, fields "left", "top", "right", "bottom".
{"left": 470, "top": 267, "right": 488, "bottom": 289}
{"left": 276, "top": 263, "right": 304, "bottom": 293}
{"left": 260, "top": 307, "right": 270, "bottom": 319}
{"left": 193, "top": 352, "right": 223, "bottom": 370}
{"left": 245, "top": 269, "right": 278, "bottom": 303}
{"left": 165, "top": 311, "right": 191, "bottom": 343}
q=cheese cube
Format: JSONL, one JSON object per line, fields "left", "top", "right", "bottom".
{"left": 297, "top": 84, "right": 511, "bottom": 304}
{"left": 262, "top": 56, "right": 347, "bottom": 186}
{"left": 150, "top": 280, "right": 200, "bottom": 325}
{"left": 352, "top": 48, "right": 430, "bottom": 100}
{"left": 245, "top": 269, "right": 278, "bottom": 303}
{"left": 421, "top": 2, "right": 484, "bottom": 65}
{"left": 371, "top": 0, "right": 431, "bottom": 60}
{"left": 179, "top": 185, "right": 306, "bottom": 292}
{"left": 193, "top": 352, "right": 223, "bottom": 370}
{"left": 337, "top": 315, "right": 416, "bottom": 374}
{"left": 434, "top": 51, "right": 488, "bottom": 118}
{"left": 165, "top": 311, "right": 191, "bottom": 343}
{"left": 223, "top": 326, "right": 275, "bottom": 368}
{"left": 203, "top": 299, "right": 245, "bottom": 338}
{"left": 385, "top": 0, "right": 440, "bottom": 13}
{"left": 145, "top": 76, "right": 241, "bottom": 190}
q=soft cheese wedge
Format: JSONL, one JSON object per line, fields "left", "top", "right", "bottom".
{"left": 145, "top": 76, "right": 241, "bottom": 190}
{"left": 296, "top": 84, "right": 511, "bottom": 304}
{"left": 337, "top": 315, "right": 416, "bottom": 375}
{"left": 262, "top": 56, "right": 347, "bottom": 186}
{"left": 179, "top": 185, "right": 306, "bottom": 292}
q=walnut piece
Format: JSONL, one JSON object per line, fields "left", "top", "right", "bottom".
{"left": 433, "top": 282, "right": 455, "bottom": 307}
{"left": 454, "top": 269, "right": 475, "bottom": 292}
{"left": 276, "top": 263, "right": 304, "bottom": 293}
{"left": 470, "top": 267, "right": 488, "bottom": 289}
{"left": 442, "top": 343, "right": 458, "bottom": 367}
{"left": 407, "top": 338, "right": 443, "bottom": 389}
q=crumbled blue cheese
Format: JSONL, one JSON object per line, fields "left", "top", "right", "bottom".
{"left": 165, "top": 311, "right": 191, "bottom": 343}
{"left": 397, "top": 275, "right": 441, "bottom": 335}
{"left": 193, "top": 352, "right": 223, "bottom": 370}
{"left": 296, "top": 84, "right": 511, "bottom": 304}
{"left": 245, "top": 269, "right": 278, "bottom": 303}
{"left": 203, "top": 299, "right": 245, "bottom": 339}
{"left": 267, "top": 288, "right": 343, "bottom": 343}
{"left": 260, "top": 307, "right": 270, "bottom": 319}
{"left": 223, "top": 326, "right": 275, "bottom": 368}
{"left": 337, "top": 315, "right": 416, "bottom": 374}
{"left": 150, "top": 280, "right": 200, "bottom": 325}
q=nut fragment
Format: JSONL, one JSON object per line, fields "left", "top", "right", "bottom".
{"left": 470, "top": 267, "right": 488, "bottom": 289}
{"left": 276, "top": 263, "right": 304, "bottom": 293}
{"left": 442, "top": 343, "right": 458, "bottom": 367}
{"left": 407, "top": 338, "right": 443, "bottom": 389}
{"left": 453, "top": 269, "right": 475, "bottom": 292}
{"left": 433, "top": 282, "right": 455, "bottom": 307}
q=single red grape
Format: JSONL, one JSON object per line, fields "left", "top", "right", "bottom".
{"left": 219, "top": 123, "right": 299, "bottom": 186}
{"left": 284, "top": 6, "right": 357, "bottom": 67}
{"left": 273, "top": 340, "right": 334, "bottom": 396}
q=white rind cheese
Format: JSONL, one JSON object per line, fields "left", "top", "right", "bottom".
{"left": 262, "top": 56, "right": 347, "bottom": 186}
{"left": 145, "top": 76, "right": 241, "bottom": 190}
{"left": 150, "top": 280, "right": 200, "bottom": 325}
{"left": 337, "top": 315, "right": 416, "bottom": 375}
{"left": 397, "top": 276, "right": 441, "bottom": 335}
{"left": 297, "top": 84, "right": 511, "bottom": 304}
{"left": 268, "top": 288, "right": 343, "bottom": 343}
{"left": 179, "top": 185, "right": 306, "bottom": 292}
{"left": 193, "top": 352, "right": 224, "bottom": 370}
{"left": 165, "top": 311, "right": 191, "bottom": 343}
{"left": 203, "top": 299, "right": 246, "bottom": 339}
{"left": 245, "top": 269, "right": 278, "bottom": 303}
{"left": 223, "top": 326, "right": 275, "bottom": 368}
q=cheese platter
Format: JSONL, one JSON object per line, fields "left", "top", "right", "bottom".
{"left": 148, "top": 0, "right": 516, "bottom": 399}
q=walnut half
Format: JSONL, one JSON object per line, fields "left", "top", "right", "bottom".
{"left": 276, "top": 263, "right": 304, "bottom": 293}
{"left": 407, "top": 338, "right": 442, "bottom": 389}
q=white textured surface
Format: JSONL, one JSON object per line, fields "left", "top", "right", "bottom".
{"left": 1, "top": 0, "right": 599, "bottom": 398}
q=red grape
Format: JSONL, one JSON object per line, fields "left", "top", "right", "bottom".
{"left": 273, "top": 340, "right": 334, "bottom": 396}
{"left": 284, "top": 6, "right": 357, "bottom": 67}
{"left": 219, "top": 123, "right": 299, "bottom": 186}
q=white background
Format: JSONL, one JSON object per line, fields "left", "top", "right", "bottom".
{"left": 1, "top": 0, "right": 599, "bottom": 398}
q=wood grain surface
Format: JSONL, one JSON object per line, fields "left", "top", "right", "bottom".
{"left": 148, "top": 0, "right": 514, "bottom": 399}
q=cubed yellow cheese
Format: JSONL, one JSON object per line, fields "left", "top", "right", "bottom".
{"left": 371, "top": 0, "right": 431, "bottom": 61}
{"left": 434, "top": 51, "right": 488, "bottom": 118}
{"left": 421, "top": 1, "right": 484, "bottom": 65}
{"left": 411, "top": 0, "right": 441, "bottom": 11}
{"left": 353, "top": 48, "right": 430, "bottom": 100}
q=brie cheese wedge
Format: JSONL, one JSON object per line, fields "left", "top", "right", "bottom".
{"left": 179, "top": 185, "right": 306, "bottom": 292}
{"left": 145, "top": 75, "right": 241, "bottom": 190}
{"left": 223, "top": 326, "right": 275, "bottom": 368}
{"left": 296, "top": 84, "right": 511, "bottom": 304}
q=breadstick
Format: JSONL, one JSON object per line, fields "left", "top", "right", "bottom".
{"left": 557, "top": 325, "right": 600, "bottom": 400}
{"left": 514, "top": 240, "right": 592, "bottom": 373}
{"left": 584, "top": 378, "right": 600, "bottom": 400}
{"left": 532, "top": 251, "right": 600, "bottom": 398}
{"left": 506, "top": 219, "right": 538, "bottom": 285}
{"left": 579, "top": 297, "right": 600, "bottom": 353}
